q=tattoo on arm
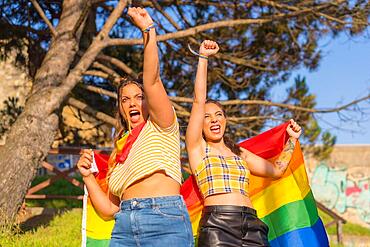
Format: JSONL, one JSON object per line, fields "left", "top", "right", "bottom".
{"left": 275, "top": 137, "right": 296, "bottom": 174}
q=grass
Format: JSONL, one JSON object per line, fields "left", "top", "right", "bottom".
{"left": 2, "top": 175, "right": 368, "bottom": 247}
{"left": 0, "top": 209, "right": 82, "bottom": 247}
{"left": 0, "top": 205, "right": 368, "bottom": 247}
{"left": 319, "top": 209, "right": 370, "bottom": 237}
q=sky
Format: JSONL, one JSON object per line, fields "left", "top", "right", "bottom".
{"left": 273, "top": 32, "right": 370, "bottom": 144}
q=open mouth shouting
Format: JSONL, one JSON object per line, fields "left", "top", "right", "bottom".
{"left": 210, "top": 124, "right": 221, "bottom": 134}
{"left": 129, "top": 109, "right": 141, "bottom": 124}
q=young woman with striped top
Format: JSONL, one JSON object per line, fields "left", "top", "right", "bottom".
{"left": 77, "top": 7, "right": 193, "bottom": 247}
{"left": 185, "top": 40, "right": 302, "bottom": 246}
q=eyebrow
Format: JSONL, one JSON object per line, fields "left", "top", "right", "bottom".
{"left": 121, "top": 93, "right": 143, "bottom": 98}
{"left": 205, "top": 111, "right": 223, "bottom": 115}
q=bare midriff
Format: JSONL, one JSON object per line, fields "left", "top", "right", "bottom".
{"left": 121, "top": 170, "right": 180, "bottom": 200}
{"left": 204, "top": 192, "right": 253, "bottom": 208}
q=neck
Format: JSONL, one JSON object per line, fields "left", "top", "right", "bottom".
{"left": 130, "top": 120, "right": 145, "bottom": 129}
{"left": 207, "top": 138, "right": 227, "bottom": 151}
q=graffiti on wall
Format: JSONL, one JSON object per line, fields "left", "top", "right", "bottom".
{"left": 311, "top": 163, "right": 370, "bottom": 225}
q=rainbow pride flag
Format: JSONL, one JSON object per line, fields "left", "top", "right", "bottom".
{"left": 82, "top": 152, "right": 114, "bottom": 247}
{"left": 181, "top": 122, "right": 329, "bottom": 246}
{"left": 81, "top": 123, "right": 145, "bottom": 246}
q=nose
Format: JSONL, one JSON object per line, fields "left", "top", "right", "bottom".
{"left": 129, "top": 99, "right": 136, "bottom": 107}
{"left": 210, "top": 117, "right": 217, "bottom": 123}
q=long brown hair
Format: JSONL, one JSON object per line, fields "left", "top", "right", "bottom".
{"left": 107, "top": 77, "right": 144, "bottom": 179}
{"left": 205, "top": 99, "right": 241, "bottom": 156}
{"left": 114, "top": 77, "right": 144, "bottom": 137}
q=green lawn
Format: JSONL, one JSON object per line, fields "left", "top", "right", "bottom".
{"left": 0, "top": 209, "right": 82, "bottom": 247}
{"left": 1, "top": 207, "right": 369, "bottom": 247}
{"left": 2, "top": 175, "right": 368, "bottom": 246}
{"left": 319, "top": 209, "right": 370, "bottom": 237}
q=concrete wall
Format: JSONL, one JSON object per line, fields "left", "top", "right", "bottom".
{"left": 306, "top": 145, "right": 370, "bottom": 227}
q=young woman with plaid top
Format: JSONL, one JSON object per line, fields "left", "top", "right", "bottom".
{"left": 185, "top": 40, "right": 302, "bottom": 247}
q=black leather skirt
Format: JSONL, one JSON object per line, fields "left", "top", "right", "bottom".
{"left": 197, "top": 205, "right": 269, "bottom": 247}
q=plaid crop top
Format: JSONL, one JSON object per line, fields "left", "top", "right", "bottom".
{"left": 194, "top": 144, "right": 250, "bottom": 198}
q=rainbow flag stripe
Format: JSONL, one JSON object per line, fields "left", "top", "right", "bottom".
{"left": 82, "top": 153, "right": 114, "bottom": 247}
{"left": 181, "top": 122, "right": 329, "bottom": 246}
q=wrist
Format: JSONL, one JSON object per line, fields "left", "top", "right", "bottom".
{"left": 288, "top": 136, "right": 297, "bottom": 145}
{"left": 83, "top": 173, "right": 95, "bottom": 181}
{"left": 142, "top": 23, "right": 156, "bottom": 33}
{"left": 198, "top": 54, "right": 209, "bottom": 60}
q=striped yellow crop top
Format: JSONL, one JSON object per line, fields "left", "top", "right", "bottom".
{"left": 194, "top": 144, "right": 250, "bottom": 198}
{"left": 108, "top": 116, "right": 181, "bottom": 198}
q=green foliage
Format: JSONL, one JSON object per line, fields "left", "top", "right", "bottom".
{"left": 319, "top": 209, "right": 370, "bottom": 236}
{"left": 0, "top": 97, "right": 24, "bottom": 136}
{"left": 0, "top": 209, "right": 81, "bottom": 247}
{"left": 25, "top": 175, "right": 83, "bottom": 208}
{"left": 1, "top": 0, "right": 369, "bottom": 154}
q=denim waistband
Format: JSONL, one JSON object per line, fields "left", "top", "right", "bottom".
{"left": 203, "top": 205, "right": 257, "bottom": 215}
{"left": 119, "top": 195, "right": 185, "bottom": 210}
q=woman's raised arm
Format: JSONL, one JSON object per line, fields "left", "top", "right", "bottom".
{"left": 186, "top": 40, "right": 219, "bottom": 169}
{"left": 128, "top": 7, "right": 173, "bottom": 128}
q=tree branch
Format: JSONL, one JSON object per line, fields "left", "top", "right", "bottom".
{"left": 72, "top": 2, "right": 92, "bottom": 35}
{"left": 92, "top": 61, "right": 120, "bottom": 78}
{"left": 170, "top": 94, "right": 370, "bottom": 113}
{"left": 107, "top": 7, "right": 324, "bottom": 46}
{"left": 30, "top": 0, "right": 57, "bottom": 37}
{"left": 80, "top": 84, "right": 117, "bottom": 99}
{"left": 76, "top": 85, "right": 370, "bottom": 115}
{"left": 98, "top": 0, "right": 127, "bottom": 39}
{"left": 52, "top": 0, "right": 128, "bottom": 113}
{"left": 149, "top": 0, "right": 275, "bottom": 71}
{"left": 67, "top": 97, "right": 116, "bottom": 126}
{"left": 97, "top": 54, "right": 138, "bottom": 78}
{"left": 84, "top": 70, "right": 110, "bottom": 80}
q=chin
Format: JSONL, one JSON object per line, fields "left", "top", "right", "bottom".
{"left": 205, "top": 134, "right": 223, "bottom": 143}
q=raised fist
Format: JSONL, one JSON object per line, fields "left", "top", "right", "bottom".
{"left": 199, "top": 40, "right": 219, "bottom": 57}
{"left": 127, "top": 7, "right": 154, "bottom": 31}
{"left": 286, "top": 119, "right": 302, "bottom": 139}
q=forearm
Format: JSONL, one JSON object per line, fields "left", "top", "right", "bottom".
{"left": 193, "top": 57, "right": 208, "bottom": 104}
{"left": 185, "top": 58, "right": 208, "bottom": 147}
{"left": 83, "top": 175, "right": 118, "bottom": 220}
{"left": 143, "top": 28, "right": 160, "bottom": 87}
{"left": 273, "top": 137, "right": 297, "bottom": 177}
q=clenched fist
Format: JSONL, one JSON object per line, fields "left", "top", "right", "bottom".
{"left": 127, "top": 7, "right": 154, "bottom": 31}
{"left": 199, "top": 40, "right": 219, "bottom": 57}
{"left": 286, "top": 119, "right": 302, "bottom": 139}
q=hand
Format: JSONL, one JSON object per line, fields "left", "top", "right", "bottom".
{"left": 77, "top": 149, "right": 93, "bottom": 177}
{"left": 199, "top": 40, "right": 219, "bottom": 57}
{"left": 286, "top": 119, "right": 302, "bottom": 139}
{"left": 127, "top": 7, "right": 154, "bottom": 31}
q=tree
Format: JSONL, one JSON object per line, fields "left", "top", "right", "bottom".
{"left": 0, "top": 0, "right": 369, "bottom": 224}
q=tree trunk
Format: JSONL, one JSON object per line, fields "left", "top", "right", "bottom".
{"left": 0, "top": 0, "right": 89, "bottom": 224}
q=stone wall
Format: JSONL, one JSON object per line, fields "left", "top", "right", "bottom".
{"left": 0, "top": 49, "right": 112, "bottom": 148}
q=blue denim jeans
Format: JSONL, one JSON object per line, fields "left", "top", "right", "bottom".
{"left": 110, "top": 195, "right": 194, "bottom": 247}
